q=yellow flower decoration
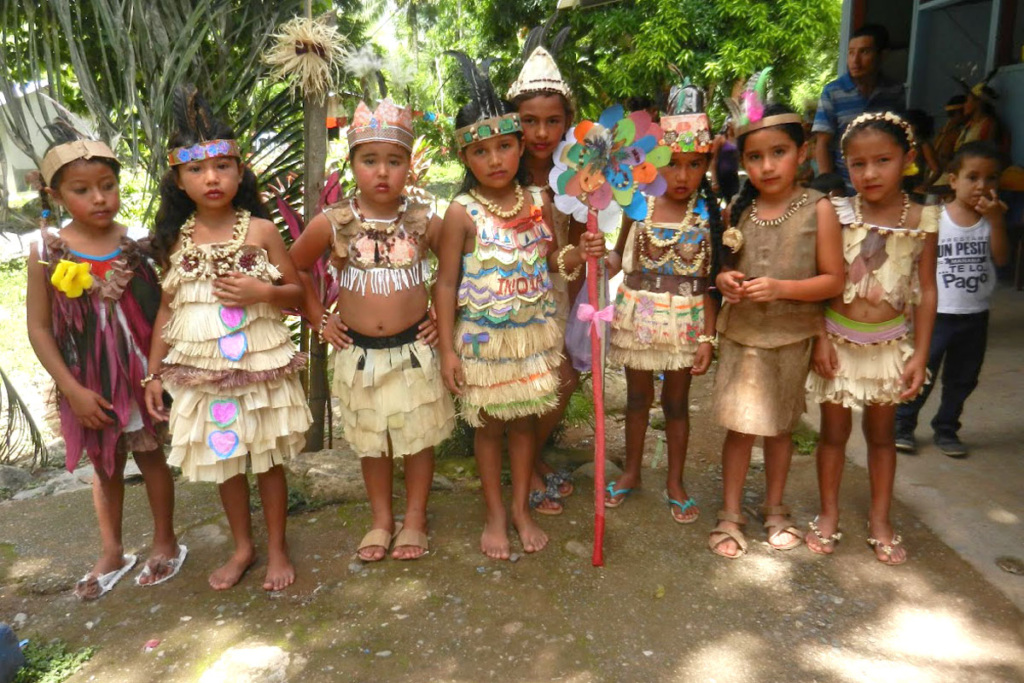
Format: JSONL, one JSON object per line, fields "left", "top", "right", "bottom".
{"left": 902, "top": 161, "right": 920, "bottom": 177}
{"left": 50, "top": 260, "right": 94, "bottom": 298}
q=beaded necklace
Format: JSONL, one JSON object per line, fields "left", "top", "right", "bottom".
{"left": 351, "top": 195, "right": 409, "bottom": 233}
{"left": 636, "top": 194, "right": 709, "bottom": 276}
{"left": 750, "top": 192, "right": 808, "bottom": 228}
{"left": 853, "top": 192, "right": 910, "bottom": 230}
{"left": 180, "top": 209, "right": 249, "bottom": 259}
{"left": 470, "top": 182, "right": 524, "bottom": 219}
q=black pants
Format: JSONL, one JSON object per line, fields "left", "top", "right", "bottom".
{"left": 896, "top": 311, "right": 989, "bottom": 439}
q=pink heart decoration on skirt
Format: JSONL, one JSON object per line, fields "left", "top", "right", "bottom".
{"left": 208, "top": 430, "right": 240, "bottom": 460}
{"left": 209, "top": 399, "right": 239, "bottom": 427}
{"left": 218, "top": 332, "right": 248, "bottom": 362}
{"left": 219, "top": 306, "right": 247, "bottom": 331}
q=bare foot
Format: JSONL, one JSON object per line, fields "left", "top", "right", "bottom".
{"left": 512, "top": 511, "right": 548, "bottom": 553}
{"left": 138, "top": 541, "right": 182, "bottom": 585}
{"left": 806, "top": 514, "right": 841, "bottom": 555}
{"left": 209, "top": 549, "right": 255, "bottom": 591}
{"left": 392, "top": 514, "right": 428, "bottom": 561}
{"left": 263, "top": 547, "right": 295, "bottom": 591}
{"left": 480, "top": 514, "right": 510, "bottom": 560}
{"left": 868, "top": 522, "right": 907, "bottom": 565}
{"left": 709, "top": 521, "right": 744, "bottom": 558}
{"left": 666, "top": 483, "right": 700, "bottom": 523}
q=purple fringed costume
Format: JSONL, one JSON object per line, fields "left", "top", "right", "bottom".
{"left": 40, "top": 229, "right": 164, "bottom": 476}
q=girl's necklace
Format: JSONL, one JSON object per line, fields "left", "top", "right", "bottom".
{"left": 181, "top": 209, "right": 249, "bottom": 260}
{"left": 351, "top": 195, "right": 408, "bottom": 232}
{"left": 470, "top": 182, "right": 524, "bottom": 219}
{"left": 644, "top": 193, "right": 700, "bottom": 247}
{"left": 853, "top": 192, "right": 909, "bottom": 229}
{"left": 750, "top": 192, "right": 808, "bottom": 227}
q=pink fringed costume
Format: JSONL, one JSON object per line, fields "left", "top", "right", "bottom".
{"left": 39, "top": 229, "right": 164, "bottom": 477}
{"left": 159, "top": 210, "right": 312, "bottom": 483}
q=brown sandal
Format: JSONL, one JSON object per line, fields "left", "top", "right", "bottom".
{"left": 709, "top": 510, "right": 748, "bottom": 559}
{"left": 392, "top": 527, "right": 429, "bottom": 560}
{"left": 357, "top": 524, "right": 402, "bottom": 562}
{"left": 760, "top": 504, "right": 803, "bottom": 551}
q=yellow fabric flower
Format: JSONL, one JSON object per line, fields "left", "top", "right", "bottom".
{"left": 50, "top": 259, "right": 94, "bottom": 298}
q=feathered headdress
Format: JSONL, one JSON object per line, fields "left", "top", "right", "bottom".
{"left": 955, "top": 68, "right": 999, "bottom": 105}
{"left": 344, "top": 45, "right": 388, "bottom": 101}
{"left": 660, "top": 70, "right": 711, "bottom": 154}
{"left": 39, "top": 116, "right": 117, "bottom": 187}
{"left": 167, "top": 85, "right": 240, "bottom": 167}
{"left": 447, "top": 51, "right": 522, "bottom": 151}
{"left": 507, "top": 23, "right": 572, "bottom": 101}
{"left": 725, "top": 68, "right": 801, "bottom": 136}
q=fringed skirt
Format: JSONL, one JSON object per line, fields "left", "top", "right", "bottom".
{"left": 713, "top": 336, "right": 813, "bottom": 437}
{"left": 807, "top": 309, "right": 920, "bottom": 408}
{"left": 455, "top": 315, "right": 563, "bottom": 427}
{"left": 608, "top": 282, "right": 704, "bottom": 371}
{"left": 332, "top": 322, "right": 455, "bottom": 458}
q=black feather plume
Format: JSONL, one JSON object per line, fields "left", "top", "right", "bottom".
{"left": 521, "top": 26, "right": 545, "bottom": 62}
{"left": 172, "top": 83, "right": 219, "bottom": 141}
{"left": 43, "top": 116, "right": 83, "bottom": 146}
{"left": 446, "top": 50, "right": 504, "bottom": 120}
{"left": 550, "top": 26, "right": 570, "bottom": 56}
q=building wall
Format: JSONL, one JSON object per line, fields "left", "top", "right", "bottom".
{"left": 0, "top": 92, "right": 61, "bottom": 194}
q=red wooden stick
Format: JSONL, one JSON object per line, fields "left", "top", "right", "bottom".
{"left": 587, "top": 208, "right": 606, "bottom": 567}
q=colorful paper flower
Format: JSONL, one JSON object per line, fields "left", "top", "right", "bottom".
{"left": 49, "top": 259, "right": 93, "bottom": 298}
{"left": 550, "top": 105, "right": 673, "bottom": 228}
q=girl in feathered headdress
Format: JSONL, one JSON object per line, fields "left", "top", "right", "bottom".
{"left": 146, "top": 85, "right": 312, "bottom": 592}
{"left": 435, "top": 51, "right": 604, "bottom": 559}
{"left": 26, "top": 119, "right": 184, "bottom": 600}
{"left": 290, "top": 91, "right": 455, "bottom": 563}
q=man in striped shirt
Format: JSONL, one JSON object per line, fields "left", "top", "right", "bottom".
{"left": 812, "top": 24, "right": 906, "bottom": 194}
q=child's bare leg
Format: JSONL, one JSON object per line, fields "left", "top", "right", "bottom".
{"left": 863, "top": 404, "right": 907, "bottom": 564}
{"left": 533, "top": 358, "right": 580, "bottom": 495}
{"left": 763, "top": 432, "right": 799, "bottom": 548}
{"left": 209, "top": 473, "right": 255, "bottom": 590}
{"left": 393, "top": 448, "right": 433, "bottom": 560}
{"left": 808, "top": 403, "right": 851, "bottom": 553}
{"left": 359, "top": 454, "right": 395, "bottom": 561}
{"left": 257, "top": 465, "right": 294, "bottom": 590}
{"left": 132, "top": 448, "right": 180, "bottom": 583}
{"left": 713, "top": 430, "right": 756, "bottom": 557}
{"left": 662, "top": 370, "right": 698, "bottom": 522}
{"left": 476, "top": 416, "right": 510, "bottom": 559}
{"left": 77, "top": 450, "right": 130, "bottom": 598}
{"left": 508, "top": 415, "right": 548, "bottom": 553}
{"left": 609, "top": 368, "right": 654, "bottom": 504}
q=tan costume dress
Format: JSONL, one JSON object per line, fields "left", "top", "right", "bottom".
{"left": 713, "top": 190, "right": 825, "bottom": 436}
{"left": 324, "top": 198, "right": 455, "bottom": 458}
{"left": 161, "top": 211, "right": 312, "bottom": 483}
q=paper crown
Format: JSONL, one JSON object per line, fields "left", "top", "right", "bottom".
{"left": 507, "top": 46, "right": 571, "bottom": 100}
{"left": 727, "top": 68, "right": 802, "bottom": 136}
{"left": 660, "top": 114, "right": 712, "bottom": 154}
{"left": 40, "top": 139, "right": 118, "bottom": 186}
{"left": 347, "top": 98, "right": 415, "bottom": 152}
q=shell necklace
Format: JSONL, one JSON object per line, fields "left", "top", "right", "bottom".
{"left": 853, "top": 192, "right": 909, "bottom": 229}
{"left": 750, "top": 192, "right": 808, "bottom": 227}
{"left": 470, "top": 183, "right": 524, "bottom": 219}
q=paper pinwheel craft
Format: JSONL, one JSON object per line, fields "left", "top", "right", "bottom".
{"left": 550, "top": 105, "right": 673, "bottom": 230}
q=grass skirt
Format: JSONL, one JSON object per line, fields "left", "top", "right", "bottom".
{"left": 713, "top": 336, "right": 812, "bottom": 437}
{"left": 608, "top": 283, "right": 703, "bottom": 371}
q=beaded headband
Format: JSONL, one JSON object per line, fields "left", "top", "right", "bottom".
{"left": 40, "top": 140, "right": 118, "bottom": 186}
{"left": 840, "top": 111, "right": 916, "bottom": 150}
{"left": 347, "top": 98, "right": 415, "bottom": 152}
{"left": 167, "top": 139, "right": 241, "bottom": 167}
{"left": 454, "top": 113, "right": 522, "bottom": 151}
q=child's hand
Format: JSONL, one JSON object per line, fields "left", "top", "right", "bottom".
{"left": 975, "top": 189, "right": 1008, "bottom": 220}
{"left": 213, "top": 272, "right": 268, "bottom": 307}
{"left": 691, "top": 342, "right": 713, "bottom": 375}
{"left": 716, "top": 270, "right": 745, "bottom": 304}
{"left": 605, "top": 251, "right": 622, "bottom": 277}
{"left": 144, "top": 380, "right": 169, "bottom": 423}
{"left": 441, "top": 350, "right": 465, "bottom": 396}
{"left": 322, "top": 314, "right": 353, "bottom": 350}
{"left": 417, "top": 308, "right": 440, "bottom": 347}
{"left": 67, "top": 385, "right": 116, "bottom": 430}
{"left": 577, "top": 232, "right": 606, "bottom": 260}
{"left": 812, "top": 335, "right": 839, "bottom": 379}
{"left": 743, "top": 277, "right": 783, "bottom": 302}
{"left": 899, "top": 354, "right": 928, "bottom": 401}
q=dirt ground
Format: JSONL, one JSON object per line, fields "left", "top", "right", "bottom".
{"left": 2, "top": 370, "right": 1023, "bottom": 683}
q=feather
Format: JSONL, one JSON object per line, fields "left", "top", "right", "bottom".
{"left": 44, "top": 116, "right": 83, "bottom": 145}
{"left": 343, "top": 45, "right": 384, "bottom": 80}
{"left": 550, "top": 26, "right": 570, "bottom": 56}
{"left": 521, "top": 26, "right": 545, "bottom": 62}
{"left": 753, "top": 68, "right": 772, "bottom": 101}
{"left": 171, "top": 84, "right": 194, "bottom": 138}
{"left": 446, "top": 50, "right": 505, "bottom": 120}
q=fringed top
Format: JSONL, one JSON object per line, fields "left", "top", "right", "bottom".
{"left": 456, "top": 194, "right": 556, "bottom": 327}
{"left": 160, "top": 212, "right": 305, "bottom": 389}
{"left": 834, "top": 197, "right": 940, "bottom": 310}
{"left": 324, "top": 197, "right": 433, "bottom": 296}
{"left": 39, "top": 229, "right": 162, "bottom": 476}
{"left": 623, "top": 196, "right": 712, "bottom": 279}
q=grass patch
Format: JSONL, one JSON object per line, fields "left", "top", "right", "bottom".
{"left": 14, "top": 640, "right": 95, "bottom": 683}
{"left": 0, "top": 259, "right": 33, "bottom": 378}
{"left": 792, "top": 423, "right": 819, "bottom": 455}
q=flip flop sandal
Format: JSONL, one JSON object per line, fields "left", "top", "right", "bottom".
{"left": 136, "top": 544, "right": 189, "bottom": 586}
{"left": 75, "top": 554, "right": 138, "bottom": 601}
{"left": 604, "top": 481, "right": 634, "bottom": 509}
{"left": 761, "top": 504, "right": 804, "bottom": 551}
{"left": 708, "top": 510, "right": 748, "bottom": 559}
{"left": 392, "top": 527, "right": 429, "bottom": 560}
{"left": 529, "top": 489, "right": 564, "bottom": 516}
{"left": 867, "top": 532, "right": 906, "bottom": 566}
{"left": 544, "top": 471, "right": 574, "bottom": 498}
{"left": 806, "top": 517, "right": 842, "bottom": 555}
{"left": 357, "top": 524, "right": 402, "bottom": 562}
{"left": 664, "top": 492, "right": 700, "bottom": 524}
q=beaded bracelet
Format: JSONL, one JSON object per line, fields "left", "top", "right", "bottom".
{"left": 697, "top": 334, "right": 718, "bottom": 348}
{"left": 317, "top": 312, "right": 331, "bottom": 343}
{"left": 140, "top": 373, "right": 161, "bottom": 388}
{"left": 556, "top": 245, "right": 583, "bottom": 282}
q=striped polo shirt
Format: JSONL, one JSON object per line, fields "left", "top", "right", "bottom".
{"left": 812, "top": 72, "right": 906, "bottom": 193}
